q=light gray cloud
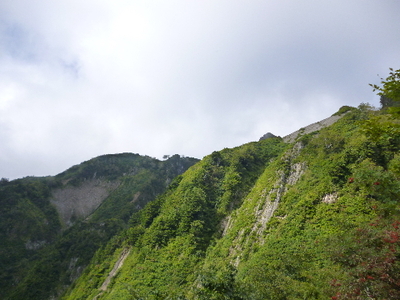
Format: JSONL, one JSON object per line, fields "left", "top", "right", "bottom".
{"left": 0, "top": 0, "right": 399, "bottom": 179}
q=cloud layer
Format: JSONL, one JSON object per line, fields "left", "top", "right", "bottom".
{"left": 1, "top": 0, "right": 399, "bottom": 179}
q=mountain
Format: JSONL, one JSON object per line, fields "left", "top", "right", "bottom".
{"left": 0, "top": 153, "right": 199, "bottom": 300}
{"left": 2, "top": 100, "right": 400, "bottom": 299}
{"left": 60, "top": 104, "right": 399, "bottom": 299}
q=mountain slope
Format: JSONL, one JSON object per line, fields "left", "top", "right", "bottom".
{"left": 62, "top": 105, "right": 400, "bottom": 299}
{"left": 0, "top": 153, "right": 198, "bottom": 300}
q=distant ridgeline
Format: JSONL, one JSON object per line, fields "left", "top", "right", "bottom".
{"left": 2, "top": 97, "right": 400, "bottom": 298}
{"left": 0, "top": 153, "right": 199, "bottom": 300}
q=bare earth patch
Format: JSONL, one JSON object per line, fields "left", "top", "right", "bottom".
{"left": 51, "top": 179, "right": 120, "bottom": 227}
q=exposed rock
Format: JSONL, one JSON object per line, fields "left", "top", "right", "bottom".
{"left": 99, "top": 248, "right": 131, "bottom": 291}
{"left": 253, "top": 186, "right": 284, "bottom": 237}
{"left": 252, "top": 160, "right": 306, "bottom": 238}
{"left": 322, "top": 192, "right": 338, "bottom": 204}
{"left": 25, "top": 240, "right": 46, "bottom": 250}
{"left": 283, "top": 114, "right": 345, "bottom": 143}
{"left": 259, "top": 132, "right": 277, "bottom": 141}
{"left": 286, "top": 162, "right": 306, "bottom": 185}
{"left": 51, "top": 179, "right": 120, "bottom": 227}
{"left": 221, "top": 215, "right": 233, "bottom": 237}
{"left": 229, "top": 144, "right": 307, "bottom": 265}
{"left": 68, "top": 257, "right": 84, "bottom": 282}
{"left": 131, "top": 192, "right": 141, "bottom": 203}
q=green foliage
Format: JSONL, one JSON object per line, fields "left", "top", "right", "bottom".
{"left": 193, "top": 262, "right": 241, "bottom": 300}
{"left": 6, "top": 83, "right": 400, "bottom": 299}
{"left": 0, "top": 177, "right": 61, "bottom": 299}
{"left": 1, "top": 153, "right": 198, "bottom": 300}
{"left": 370, "top": 68, "right": 400, "bottom": 103}
{"left": 388, "top": 154, "right": 400, "bottom": 177}
{"left": 332, "top": 105, "right": 357, "bottom": 116}
{"left": 349, "top": 159, "right": 400, "bottom": 203}
{"left": 370, "top": 67, "right": 400, "bottom": 115}
{"left": 62, "top": 138, "right": 286, "bottom": 299}
{"left": 57, "top": 105, "right": 400, "bottom": 299}
{"left": 56, "top": 153, "right": 198, "bottom": 186}
{"left": 329, "top": 212, "right": 400, "bottom": 299}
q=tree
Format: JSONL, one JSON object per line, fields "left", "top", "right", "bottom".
{"left": 330, "top": 217, "right": 400, "bottom": 299}
{"left": 0, "top": 177, "right": 9, "bottom": 185}
{"left": 370, "top": 68, "right": 400, "bottom": 114}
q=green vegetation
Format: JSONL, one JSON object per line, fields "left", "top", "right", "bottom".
{"left": 63, "top": 137, "right": 286, "bottom": 300}
{"left": 63, "top": 103, "right": 400, "bottom": 298}
{"left": 0, "top": 154, "right": 198, "bottom": 300}
{"left": 332, "top": 105, "right": 357, "bottom": 116}
{"left": 370, "top": 68, "right": 400, "bottom": 114}
{"left": 3, "top": 69, "right": 400, "bottom": 299}
{"left": 0, "top": 177, "right": 61, "bottom": 299}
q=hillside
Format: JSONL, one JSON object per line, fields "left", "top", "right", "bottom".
{"left": 0, "top": 154, "right": 199, "bottom": 300}
{"left": 61, "top": 102, "right": 400, "bottom": 299}
{"left": 2, "top": 70, "right": 400, "bottom": 299}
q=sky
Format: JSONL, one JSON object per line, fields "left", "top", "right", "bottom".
{"left": 0, "top": 0, "right": 399, "bottom": 179}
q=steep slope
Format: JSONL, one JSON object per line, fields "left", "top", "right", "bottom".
{"left": 63, "top": 105, "right": 400, "bottom": 299}
{"left": 63, "top": 137, "right": 286, "bottom": 300}
{"left": 282, "top": 105, "right": 353, "bottom": 142}
{"left": 0, "top": 176, "right": 61, "bottom": 297}
{"left": 0, "top": 153, "right": 198, "bottom": 300}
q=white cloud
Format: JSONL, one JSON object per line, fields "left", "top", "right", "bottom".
{"left": 0, "top": 0, "right": 399, "bottom": 179}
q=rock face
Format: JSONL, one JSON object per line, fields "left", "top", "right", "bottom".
{"left": 228, "top": 141, "right": 306, "bottom": 267}
{"left": 51, "top": 179, "right": 120, "bottom": 227}
{"left": 99, "top": 248, "right": 131, "bottom": 292}
{"left": 259, "top": 111, "right": 347, "bottom": 143}
{"left": 283, "top": 114, "right": 345, "bottom": 143}
{"left": 259, "top": 132, "right": 277, "bottom": 141}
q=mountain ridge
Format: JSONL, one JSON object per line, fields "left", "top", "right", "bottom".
{"left": 61, "top": 103, "right": 400, "bottom": 299}
{"left": 0, "top": 153, "right": 199, "bottom": 300}
{"left": 2, "top": 100, "right": 400, "bottom": 299}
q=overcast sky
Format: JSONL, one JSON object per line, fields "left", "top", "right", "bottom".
{"left": 0, "top": 0, "right": 399, "bottom": 179}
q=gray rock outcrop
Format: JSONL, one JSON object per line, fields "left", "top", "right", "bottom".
{"left": 282, "top": 114, "right": 346, "bottom": 143}
{"left": 51, "top": 179, "right": 120, "bottom": 227}
{"left": 259, "top": 132, "right": 277, "bottom": 141}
